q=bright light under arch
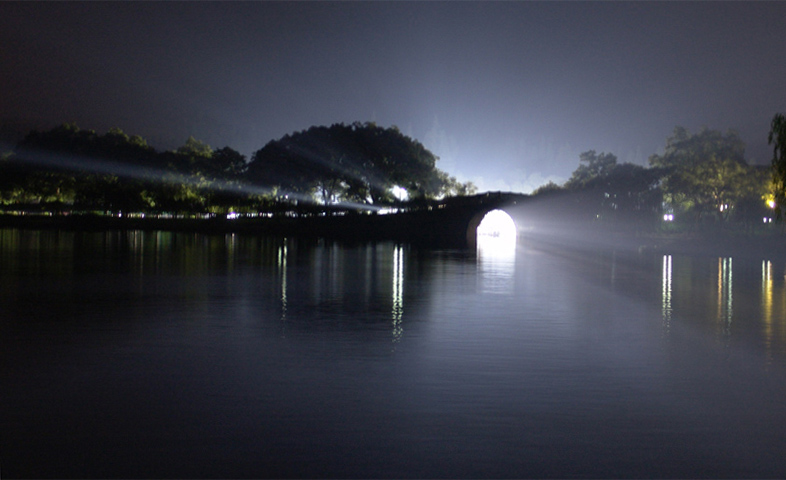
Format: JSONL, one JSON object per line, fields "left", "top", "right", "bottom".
{"left": 477, "top": 209, "right": 517, "bottom": 239}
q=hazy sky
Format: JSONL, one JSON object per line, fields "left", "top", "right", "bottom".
{"left": 2, "top": 1, "right": 785, "bottom": 193}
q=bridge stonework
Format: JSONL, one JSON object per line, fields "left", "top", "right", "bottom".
{"left": 343, "top": 191, "right": 529, "bottom": 248}
{"left": 427, "top": 192, "right": 529, "bottom": 248}
{"left": 227, "top": 192, "right": 530, "bottom": 248}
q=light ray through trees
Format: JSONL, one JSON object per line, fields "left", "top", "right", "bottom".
{"left": 10, "top": 146, "right": 382, "bottom": 212}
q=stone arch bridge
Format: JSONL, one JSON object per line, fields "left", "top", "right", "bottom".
{"left": 0, "top": 192, "right": 531, "bottom": 249}
{"left": 284, "top": 191, "right": 531, "bottom": 248}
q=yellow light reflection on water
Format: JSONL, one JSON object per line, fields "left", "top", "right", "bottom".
{"left": 762, "top": 260, "right": 773, "bottom": 361}
{"left": 717, "top": 257, "right": 733, "bottom": 335}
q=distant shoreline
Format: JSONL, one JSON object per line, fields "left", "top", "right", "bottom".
{"left": 2, "top": 213, "right": 785, "bottom": 260}
{"left": 521, "top": 228, "right": 786, "bottom": 262}
{"left": 641, "top": 232, "right": 786, "bottom": 261}
{"left": 0, "top": 211, "right": 475, "bottom": 248}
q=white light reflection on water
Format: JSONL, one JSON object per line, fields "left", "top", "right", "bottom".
{"left": 476, "top": 210, "right": 517, "bottom": 295}
{"left": 392, "top": 244, "right": 404, "bottom": 343}
{"left": 662, "top": 254, "right": 672, "bottom": 336}
{"left": 5, "top": 230, "right": 786, "bottom": 478}
{"left": 278, "top": 241, "right": 288, "bottom": 324}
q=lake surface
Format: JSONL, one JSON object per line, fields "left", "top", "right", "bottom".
{"left": 3, "top": 228, "right": 786, "bottom": 478}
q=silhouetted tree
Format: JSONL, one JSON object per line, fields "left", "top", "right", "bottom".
{"left": 649, "top": 127, "right": 752, "bottom": 222}
{"left": 247, "top": 122, "right": 447, "bottom": 204}
{"left": 730, "top": 165, "right": 773, "bottom": 228}
{"left": 564, "top": 150, "right": 618, "bottom": 189}
{"left": 11, "top": 123, "right": 162, "bottom": 212}
{"left": 531, "top": 181, "right": 563, "bottom": 196}
{"left": 211, "top": 147, "right": 247, "bottom": 179}
{"left": 437, "top": 171, "right": 477, "bottom": 197}
{"left": 769, "top": 113, "right": 786, "bottom": 216}
{"left": 564, "top": 151, "right": 661, "bottom": 226}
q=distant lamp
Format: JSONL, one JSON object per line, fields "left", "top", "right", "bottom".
{"left": 768, "top": 200, "right": 776, "bottom": 209}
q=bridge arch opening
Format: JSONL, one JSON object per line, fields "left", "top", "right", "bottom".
{"left": 476, "top": 209, "right": 517, "bottom": 240}
{"left": 467, "top": 208, "right": 518, "bottom": 249}
{"left": 475, "top": 209, "right": 517, "bottom": 292}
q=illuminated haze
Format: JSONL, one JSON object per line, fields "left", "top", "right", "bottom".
{"left": 1, "top": 2, "right": 785, "bottom": 193}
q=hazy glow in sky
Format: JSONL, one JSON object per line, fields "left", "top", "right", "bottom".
{"left": 1, "top": 2, "right": 785, "bottom": 193}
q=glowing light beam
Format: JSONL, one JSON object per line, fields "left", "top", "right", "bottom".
{"left": 10, "top": 146, "right": 382, "bottom": 212}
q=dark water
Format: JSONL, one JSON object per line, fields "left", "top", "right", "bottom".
{"left": 2, "top": 228, "right": 786, "bottom": 478}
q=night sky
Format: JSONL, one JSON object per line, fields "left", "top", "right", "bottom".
{"left": 2, "top": 1, "right": 785, "bottom": 193}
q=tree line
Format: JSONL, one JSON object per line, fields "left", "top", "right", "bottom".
{"left": 3, "top": 115, "right": 786, "bottom": 232}
{"left": 530, "top": 116, "right": 786, "bottom": 232}
{"left": 0, "top": 122, "right": 476, "bottom": 215}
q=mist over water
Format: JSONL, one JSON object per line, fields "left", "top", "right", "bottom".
{"left": 2, "top": 228, "right": 786, "bottom": 478}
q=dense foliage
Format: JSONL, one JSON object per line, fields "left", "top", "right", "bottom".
{"left": 534, "top": 125, "right": 776, "bottom": 231}
{"left": 770, "top": 113, "right": 786, "bottom": 216}
{"left": 246, "top": 122, "right": 471, "bottom": 204}
{"left": 0, "top": 122, "right": 475, "bottom": 214}
{"left": 1, "top": 123, "right": 255, "bottom": 213}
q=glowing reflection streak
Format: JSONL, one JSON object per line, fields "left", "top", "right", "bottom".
{"left": 312, "top": 244, "right": 323, "bottom": 305}
{"left": 762, "top": 260, "right": 773, "bottom": 361}
{"left": 127, "top": 230, "right": 143, "bottom": 275}
{"left": 365, "top": 245, "right": 373, "bottom": 301}
{"left": 476, "top": 210, "right": 517, "bottom": 295}
{"left": 278, "top": 242, "right": 288, "bottom": 323}
{"left": 392, "top": 244, "right": 404, "bottom": 343}
{"left": 662, "top": 255, "right": 672, "bottom": 335}
{"left": 226, "top": 234, "right": 236, "bottom": 272}
{"left": 717, "top": 257, "right": 733, "bottom": 335}
{"left": 11, "top": 146, "right": 383, "bottom": 213}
